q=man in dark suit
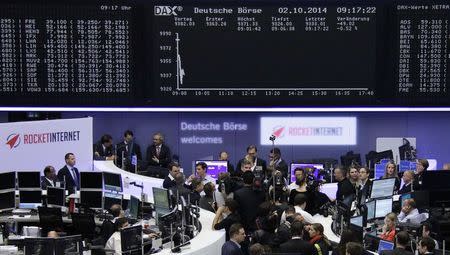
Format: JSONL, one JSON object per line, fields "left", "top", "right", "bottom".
{"left": 398, "top": 170, "right": 415, "bottom": 194}
{"left": 380, "top": 231, "right": 413, "bottom": 255}
{"left": 358, "top": 167, "right": 372, "bottom": 204}
{"left": 93, "top": 134, "right": 115, "bottom": 161}
{"left": 219, "top": 151, "right": 235, "bottom": 175}
{"left": 146, "top": 132, "right": 171, "bottom": 168}
{"left": 116, "top": 130, "right": 142, "bottom": 172}
{"left": 163, "top": 162, "right": 180, "bottom": 189}
{"left": 334, "top": 167, "right": 355, "bottom": 205}
{"left": 278, "top": 221, "right": 316, "bottom": 254}
{"left": 234, "top": 171, "right": 265, "bottom": 232}
{"left": 413, "top": 159, "right": 429, "bottom": 190}
{"left": 41, "top": 165, "right": 57, "bottom": 189}
{"left": 57, "top": 153, "right": 80, "bottom": 194}
{"left": 267, "top": 147, "right": 288, "bottom": 179}
{"left": 221, "top": 223, "right": 245, "bottom": 255}
{"left": 236, "top": 145, "right": 266, "bottom": 177}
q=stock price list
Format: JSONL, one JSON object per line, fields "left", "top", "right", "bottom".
{"left": 0, "top": 4, "right": 135, "bottom": 105}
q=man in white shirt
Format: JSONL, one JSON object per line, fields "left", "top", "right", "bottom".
{"left": 105, "top": 217, "right": 129, "bottom": 254}
{"left": 398, "top": 199, "right": 425, "bottom": 224}
{"left": 187, "top": 162, "right": 215, "bottom": 185}
{"left": 281, "top": 193, "right": 315, "bottom": 224}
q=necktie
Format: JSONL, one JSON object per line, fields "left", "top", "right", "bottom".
{"left": 156, "top": 146, "right": 161, "bottom": 157}
{"left": 71, "top": 168, "right": 78, "bottom": 187}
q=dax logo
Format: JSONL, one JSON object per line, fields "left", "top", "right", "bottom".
{"left": 272, "top": 126, "right": 285, "bottom": 139}
{"left": 154, "top": 6, "right": 182, "bottom": 16}
{"left": 6, "top": 133, "right": 21, "bottom": 149}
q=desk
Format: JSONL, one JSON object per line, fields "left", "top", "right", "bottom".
{"left": 93, "top": 161, "right": 164, "bottom": 202}
{"left": 0, "top": 215, "right": 103, "bottom": 226}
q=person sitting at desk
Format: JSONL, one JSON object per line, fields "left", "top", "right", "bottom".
{"left": 398, "top": 170, "right": 415, "bottom": 194}
{"left": 398, "top": 199, "right": 425, "bottom": 225}
{"left": 380, "top": 212, "right": 397, "bottom": 242}
{"left": 163, "top": 162, "right": 180, "bottom": 189}
{"left": 418, "top": 237, "right": 436, "bottom": 255}
{"left": 105, "top": 217, "right": 129, "bottom": 254}
{"left": 116, "top": 130, "right": 142, "bottom": 171}
{"left": 382, "top": 161, "right": 400, "bottom": 192}
{"left": 414, "top": 159, "right": 429, "bottom": 190}
{"left": 101, "top": 204, "right": 125, "bottom": 245}
{"left": 221, "top": 223, "right": 246, "bottom": 255}
{"left": 146, "top": 132, "right": 171, "bottom": 168}
{"left": 93, "top": 134, "right": 116, "bottom": 161}
{"left": 380, "top": 231, "right": 413, "bottom": 255}
{"left": 41, "top": 165, "right": 57, "bottom": 189}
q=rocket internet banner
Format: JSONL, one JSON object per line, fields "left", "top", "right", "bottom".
{"left": 260, "top": 117, "right": 357, "bottom": 145}
{"left": 0, "top": 117, "right": 93, "bottom": 172}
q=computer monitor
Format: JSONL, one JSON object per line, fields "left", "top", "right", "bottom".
{"left": 19, "top": 190, "right": 42, "bottom": 209}
{"left": 422, "top": 170, "right": 450, "bottom": 190}
{"left": 104, "top": 193, "right": 122, "bottom": 211}
{"left": 24, "top": 238, "right": 55, "bottom": 255}
{"left": 80, "top": 190, "right": 103, "bottom": 209}
{"left": 350, "top": 215, "right": 364, "bottom": 227}
{"left": 375, "top": 198, "right": 392, "bottom": 218}
{"left": 378, "top": 240, "right": 394, "bottom": 253}
{"left": 54, "top": 235, "right": 83, "bottom": 255}
{"left": 47, "top": 187, "right": 65, "bottom": 207}
{"left": 348, "top": 222, "right": 364, "bottom": 242}
{"left": 129, "top": 195, "right": 140, "bottom": 219}
{"left": 17, "top": 172, "right": 41, "bottom": 189}
{"left": 121, "top": 225, "right": 142, "bottom": 253}
{"left": 80, "top": 172, "right": 103, "bottom": 189}
{"left": 370, "top": 178, "right": 396, "bottom": 199}
{"left": 0, "top": 171, "right": 16, "bottom": 190}
{"left": 290, "top": 163, "right": 324, "bottom": 183}
{"left": 195, "top": 160, "right": 228, "bottom": 180}
{"left": 366, "top": 200, "right": 376, "bottom": 221}
{"left": 0, "top": 191, "right": 16, "bottom": 211}
{"left": 103, "top": 172, "right": 122, "bottom": 192}
{"left": 152, "top": 187, "right": 170, "bottom": 209}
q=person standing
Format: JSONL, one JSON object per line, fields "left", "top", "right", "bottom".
{"left": 57, "top": 153, "right": 80, "bottom": 194}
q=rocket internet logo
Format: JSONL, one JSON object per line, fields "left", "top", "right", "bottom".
{"left": 6, "top": 133, "right": 21, "bottom": 149}
{"left": 272, "top": 126, "right": 285, "bottom": 139}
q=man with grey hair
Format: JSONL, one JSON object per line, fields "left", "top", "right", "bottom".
{"left": 146, "top": 132, "right": 171, "bottom": 168}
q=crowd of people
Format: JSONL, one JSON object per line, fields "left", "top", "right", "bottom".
{"left": 38, "top": 130, "right": 448, "bottom": 255}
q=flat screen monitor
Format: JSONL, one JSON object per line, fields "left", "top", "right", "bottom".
{"left": 129, "top": 195, "right": 139, "bottom": 219}
{"left": 24, "top": 237, "right": 54, "bottom": 255}
{"left": 422, "top": 170, "right": 450, "bottom": 191}
{"left": 103, "top": 172, "right": 122, "bottom": 192}
{"left": 0, "top": 172, "right": 16, "bottom": 190}
{"left": 290, "top": 163, "right": 324, "bottom": 183}
{"left": 378, "top": 240, "right": 395, "bottom": 253}
{"left": 366, "top": 200, "right": 376, "bottom": 221}
{"left": 19, "top": 190, "right": 42, "bottom": 209}
{"left": 104, "top": 193, "right": 122, "bottom": 211}
{"left": 348, "top": 222, "right": 364, "bottom": 242}
{"left": 374, "top": 163, "right": 387, "bottom": 180}
{"left": 370, "top": 178, "right": 396, "bottom": 199}
{"left": 0, "top": 191, "right": 16, "bottom": 211}
{"left": 152, "top": 187, "right": 170, "bottom": 209}
{"left": 120, "top": 225, "right": 142, "bottom": 253}
{"left": 195, "top": 160, "right": 228, "bottom": 180}
{"left": 17, "top": 171, "right": 41, "bottom": 189}
{"left": 54, "top": 235, "right": 82, "bottom": 255}
{"left": 375, "top": 198, "right": 393, "bottom": 218}
{"left": 350, "top": 215, "right": 364, "bottom": 227}
{"left": 47, "top": 187, "right": 65, "bottom": 207}
{"left": 80, "top": 172, "right": 103, "bottom": 189}
{"left": 80, "top": 190, "right": 103, "bottom": 209}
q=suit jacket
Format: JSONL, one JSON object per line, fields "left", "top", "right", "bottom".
{"left": 163, "top": 175, "right": 177, "bottom": 189}
{"left": 116, "top": 141, "right": 142, "bottom": 161}
{"left": 380, "top": 248, "right": 413, "bottom": 255}
{"left": 358, "top": 179, "right": 372, "bottom": 204}
{"left": 93, "top": 142, "right": 114, "bottom": 160}
{"left": 57, "top": 165, "right": 80, "bottom": 194}
{"left": 398, "top": 182, "right": 414, "bottom": 194}
{"left": 235, "top": 157, "right": 267, "bottom": 176}
{"left": 41, "top": 177, "right": 56, "bottom": 190}
{"left": 278, "top": 238, "right": 317, "bottom": 254}
{"left": 146, "top": 144, "right": 171, "bottom": 168}
{"left": 221, "top": 240, "right": 243, "bottom": 255}
{"left": 234, "top": 186, "right": 265, "bottom": 232}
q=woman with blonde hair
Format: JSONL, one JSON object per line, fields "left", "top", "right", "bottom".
{"left": 380, "top": 212, "right": 397, "bottom": 242}
{"left": 382, "top": 161, "right": 400, "bottom": 192}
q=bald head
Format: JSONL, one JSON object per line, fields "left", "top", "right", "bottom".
{"left": 110, "top": 204, "right": 124, "bottom": 218}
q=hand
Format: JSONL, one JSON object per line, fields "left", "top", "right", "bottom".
{"left": 106, "top": 155, "right": 116, "bottom": 161}
{"left": 217, "top": 206, "right": 226, "bottom": 213}
{"left": 148, "top": 233, "right": 159, "bottom": 239}
{"left": 187, "top": 174, "right": 195, "bottom": 182}
{"left": 95, "top": 152, "right": 100, "bottom": 157}
{"left": 382, "top": 224, "right": 387, "bottom": 234}
{"left": 152, "top": 156, "right": 159, "bottom": 163}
